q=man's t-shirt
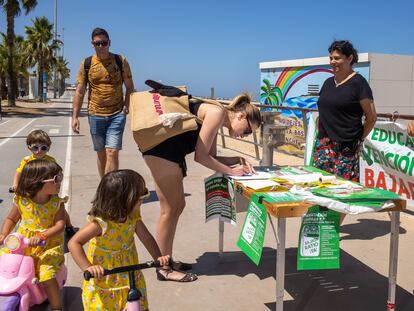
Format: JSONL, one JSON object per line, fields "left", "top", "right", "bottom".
{"left": 317, "top": 74, "right": 373, "bottom": 142}
{"left": 16, "top": 154, "right": 56, "bottom": 173}
{"left": 76, "top": 54, "right": 132, "bottom": 116}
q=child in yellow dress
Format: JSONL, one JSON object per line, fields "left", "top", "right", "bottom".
{"left": 69, "top": 169, "right": 170, "bottom": 311}
{"left": 11, "top": 129, "right": 78, "bottom": 240}
{"left": 0, "top": 159, "right": 66, "bottom": 311}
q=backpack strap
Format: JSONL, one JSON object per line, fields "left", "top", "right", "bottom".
{"left": 83, "top": 56, "right": 93, "bottom": 85}
{"left": 83, "top": 54, "right": 123, "bottom": 85}
{"left": 113, "top": 53, "right": 123, "bottom": 80}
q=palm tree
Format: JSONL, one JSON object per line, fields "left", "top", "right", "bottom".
{"left": 0, "top": 32, "right": 27, "bottom": 99}
{"left": 55, "top": 56, "right": 69, "bottom": 96}
{"left": 24, "top": 16, "right": 60, "bottom": 101}
{"left": 260, "top": 79, "right": 282, "bottom": 107}
{"left": 0, "top": 0, "right": 38, "bottom": 106}
{"left": 0, "top": 38, "right": 8, "bottom": 99}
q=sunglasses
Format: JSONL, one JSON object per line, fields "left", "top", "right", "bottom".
{"left": 42, "top": 174, "right": 63, "bottom": 184}
{"left": 243, "top": 117, "right": 253, "bottom": 135}
{"left": 92, "top": 40, "right": 109, "bottom": 47}
{"left": 139, "top": 188, "right": 150, "bottom": 200}
{"left": 28, "top": 144, "right": 49, "bottom": 152}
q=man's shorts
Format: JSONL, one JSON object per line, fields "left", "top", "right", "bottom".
{"left": 88, "top": 111, "right": 126, "bottom": 151}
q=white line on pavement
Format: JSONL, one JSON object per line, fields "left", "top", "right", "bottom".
{"left": 62, "top": 116, "right": 72, "bottom": 207}
{"left": 0, "top": 119, "right": 35, "bottom": 147}
{"left": 0, "top": 120, "right": 10, "bottom": 126}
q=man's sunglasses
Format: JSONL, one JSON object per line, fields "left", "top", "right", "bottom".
{"left": 42, "top": 174, "right": 63, "bottom": 184}
{"left": 92, "top": 40, "right": 109, "bottom": 47}
{"left": 28, "top": 144, "right": 49, "bottom": 152}
{"left": 243, "top": 117, "right": 253, "bottom": 135}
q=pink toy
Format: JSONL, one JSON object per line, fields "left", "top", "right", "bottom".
{"left": 0, "top": 233, "right": 67, "bottom": 311}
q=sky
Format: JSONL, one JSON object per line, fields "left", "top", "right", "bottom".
{"left": 1, "top": 0, "right": 414, "bottom": 99}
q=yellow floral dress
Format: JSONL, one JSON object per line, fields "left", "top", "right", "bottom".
{"left": 13, "top": 195, "right": 64, "bottom": 282}
{"left": 82, "top": 208, "right": 148, "bottom": 311}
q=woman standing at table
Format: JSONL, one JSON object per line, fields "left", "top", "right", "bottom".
{"left": 142, "top": 93, "right": 261, "bottom": 282}
{"left": 313, "top": 40, "right": 377, "bottom": 182}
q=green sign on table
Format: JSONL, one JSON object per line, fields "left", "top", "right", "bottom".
{"left": 237, "top": 194, "right": 267, "bottom": 265}
{"left": 297, "top": 206, "right": 341, "bottom": 270}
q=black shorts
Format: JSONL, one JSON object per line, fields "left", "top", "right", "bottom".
{"left": 142, "top": 128, "right": 200, "bottom": 177}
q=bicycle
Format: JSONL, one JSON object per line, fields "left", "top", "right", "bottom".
{"left": 83, "top": 260, "right": 162, "bottom": 311}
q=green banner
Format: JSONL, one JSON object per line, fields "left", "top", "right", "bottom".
{"left": 297, "top": 206, "right": 340, "bottom": 270}
{"left": 237, "top": 194, "right": 267, "bottom": 265}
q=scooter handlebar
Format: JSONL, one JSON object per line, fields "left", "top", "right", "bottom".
{"left": 83, "top": 260, "right": 163, "bottom": 281}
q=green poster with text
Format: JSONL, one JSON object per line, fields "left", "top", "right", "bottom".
{"left": 297, "top": 206, "right": 340, "bottom": 270}
{"left": 237, "top": 194, "right": 267, "bottom": 265}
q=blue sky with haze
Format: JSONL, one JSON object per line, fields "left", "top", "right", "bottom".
{"left": 1, "top": 0, "right": 414, "bottom": 99}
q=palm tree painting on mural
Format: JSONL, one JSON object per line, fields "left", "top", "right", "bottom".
{"left": 260, "top": 78, "right": 282, "bottom": 108}
{"left": 24, "top": 16, "right": 61, "bottom": 101}
{"left": 0, "top": 0, "right": 38, "bottom": 106}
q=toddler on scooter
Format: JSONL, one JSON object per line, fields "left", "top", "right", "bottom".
{"left": 0, "top": 159, "right": 66, "bottom": 311}
{"left": 10, "top": 129, "right": 78, "bottom": 241}
{"left": 69, "top": 169, "right": 170, "bottom": 311}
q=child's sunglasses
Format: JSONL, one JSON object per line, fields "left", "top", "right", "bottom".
{"left": 92, "top": 40, "right": 109, "bottom": 47}
{"left": 42, "top": 174, "right": 63, "bottom": 184}
{"left": 139, "top": 188, "right": 150, "bottom": 200}
{"left": 28, "top": 144, "right": 50, "bottom": 152}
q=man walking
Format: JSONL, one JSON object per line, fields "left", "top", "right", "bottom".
{"left": 72, "top": 27, "right": 134, "bottom": 177}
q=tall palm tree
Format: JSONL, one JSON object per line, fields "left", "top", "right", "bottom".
{"left": 0, "top": 0, "right": 38, "bottom": 106}
{"left": 0, "top": 38, "right": 8, "bottom": 99}
{"left": 55, "top": 56, "right": 69, "bottom": 96}
{"left": 24, "top": 16, "right": 60, "bottom": 101}
{"left": 0, "top": 32, "right": 27, "bottom": 99}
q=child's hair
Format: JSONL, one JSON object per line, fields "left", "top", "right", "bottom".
{"left": 90, "top": 169, "right": 148, "bottom": 222}
{"left": 15, "top": 159, "right": 62, "bottom": 198}
{"left": 26, "top": 129, "right": 52, "bottom": 147}
{"left": 226, "top": 92, "right": 262, "bottom": 128}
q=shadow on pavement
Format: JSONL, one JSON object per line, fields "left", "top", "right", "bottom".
{"left": 341, "top": 218, "right": 407, "bottom": 240}
{"left": 194, "top": 248, "right": 414, "bottom": 311}
{"left": 142, "top": 190, "right": 191, "bottom": 204}
{"left": 63, "top": 286, "right": 83, "bottom": 310}
{"left": 1, "top": 107, "right": 79, "bottom": 118}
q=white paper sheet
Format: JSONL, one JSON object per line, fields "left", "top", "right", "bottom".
{"left": 227, "top": 171, "right": 275, "bottom": 180}
{"left": 238, "top": 179, "right": 280, "bottom": 190}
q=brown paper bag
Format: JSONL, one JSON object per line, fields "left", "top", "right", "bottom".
{"left": 130, "top": 87, "right": 199, "bottom": 152}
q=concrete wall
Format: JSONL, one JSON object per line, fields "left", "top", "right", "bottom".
{"left": 369, "top": 53, "right": 414, "bottom": 115}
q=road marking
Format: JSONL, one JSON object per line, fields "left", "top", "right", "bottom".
{"left": 62, "top": 117, "right": 72, "bottom": 205}
{"left": 62, "top": 115, "right": 73, "bottom": 296}
{"left": 0, "top": 120, "right": 10, "bottom": 126}
{"left": 0, "top": 119, "right": 35, "bottom": 147}
{"left": 49, "top": 128, "right": 60, "bottom": 134}
{"left": 37, "top": 124, "right": 62, "bottom": 127}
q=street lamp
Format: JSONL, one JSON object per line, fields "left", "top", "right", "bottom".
{"left": 53, "top": 0, "right": 58, "bottom": 99}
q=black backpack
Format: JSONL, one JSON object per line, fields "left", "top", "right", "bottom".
{"left": 83, "top": 53, "right": 123, "bottom": 85}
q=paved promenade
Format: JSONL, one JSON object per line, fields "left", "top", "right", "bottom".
{"left": 63, "top": 106, "right": 414, "bottom": 311}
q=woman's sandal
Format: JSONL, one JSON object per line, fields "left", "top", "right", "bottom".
{"left": 172, "top": 261, "right": 192, "bottom": 271}
{"left": 156, "top": 268, "right": 198, "bottom": 282}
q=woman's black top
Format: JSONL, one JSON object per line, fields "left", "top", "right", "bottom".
{"left": 317, "top": 73, "right": 373, "bottom": 142}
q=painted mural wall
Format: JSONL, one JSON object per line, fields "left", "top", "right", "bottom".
{"left": 260, "top": 63, "right": 370, "bottom": 155}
